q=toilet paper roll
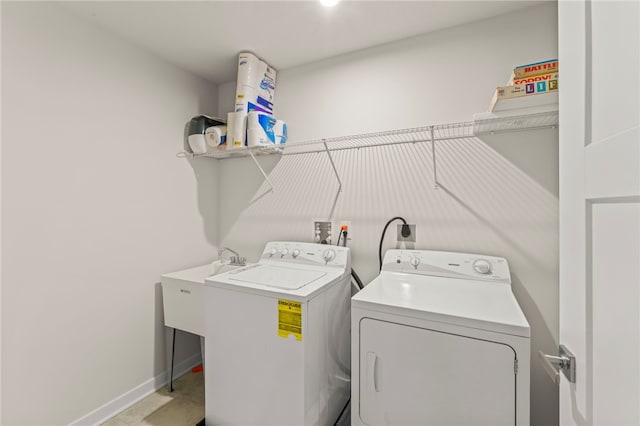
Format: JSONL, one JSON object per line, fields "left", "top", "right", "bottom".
{"left": 226, "top": 112, "right": 247, "bottom": 150}
{"left": 205, "top": 125, "right": 227, "bottom": 149}
{"left": 188, "top": 134, "right": 208, "bottom": 155}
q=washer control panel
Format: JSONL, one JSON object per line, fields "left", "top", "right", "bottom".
{"left": 260, "top": 241, "right": 350, "bottom": 268}
{"left": 383, "top": 249, "right": 510, "bottom": 283}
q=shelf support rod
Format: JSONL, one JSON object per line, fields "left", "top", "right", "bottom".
{"left": 323, "top": 140, "right": 343, "bottom": 193}
{"left": 431, "top": 126, "right": 439, "bottom": 189}
{"left": 248, "top": 149, "right": 275, "bottom": 194}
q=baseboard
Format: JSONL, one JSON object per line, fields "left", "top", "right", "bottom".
{"left": 69, "top": 352, "right": 202, "bottom": 426}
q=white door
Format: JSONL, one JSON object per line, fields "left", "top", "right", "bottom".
{"left": 359, "top": 319, "right": 516, "bottom": 425}
{"left": 558, "top": 1, "right": 640, "bottom": 425}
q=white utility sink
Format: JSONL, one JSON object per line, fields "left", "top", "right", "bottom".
{"left": 161, "top": 260, "right": 244, "bottom": 336}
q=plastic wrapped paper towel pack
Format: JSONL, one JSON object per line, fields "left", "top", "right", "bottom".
{"left": 246, "top": 111, "right": 288, "bottom": 147}
{"left": 234, "top": 52, "right": 277, "bottom": 115}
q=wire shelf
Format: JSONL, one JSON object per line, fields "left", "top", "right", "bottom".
{"left": 176, "top": 109, "right": 558, "bottom": 192}
{"left": 282, "top": 110, "right": 558, "bottom": 155}
{"left": 176, "top": 110, "right": 557, "bottom": 158}
{"left": 176, "top": 144, "right": 284, "bottom": 159}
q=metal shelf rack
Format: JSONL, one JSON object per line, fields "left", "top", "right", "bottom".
{"left": 177, "top": 109, "right": 558, "bottom": 192}
{"left": 282, "top": 110, "right": 558, "bottom": 155}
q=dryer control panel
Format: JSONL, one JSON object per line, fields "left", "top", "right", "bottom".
{"left": 382, "top": 249, "right": 511, "bottom": 284}
{"left": 260, "top": 241, "right": 351, "bottom": 269}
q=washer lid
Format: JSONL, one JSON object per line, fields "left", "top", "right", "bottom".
{"left": 226, "top": 264, "right": 327, "bottom": 290}
{"left": 352, "top": 272, "right": 530, "bottom": 337}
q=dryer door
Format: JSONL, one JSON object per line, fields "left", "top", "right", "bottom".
{"left": 359, "top": 318, "right": 516, "bottom": 425}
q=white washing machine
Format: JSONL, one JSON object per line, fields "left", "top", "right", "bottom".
{"left": 351, "top": 250, "right": 530, "bottom": 426}
{"left": 204, "top": 241, "right": 351, "bottom": 425}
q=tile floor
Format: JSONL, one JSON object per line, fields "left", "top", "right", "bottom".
{"left": 102, "top": 371, "right": 204, "bottom": 426}
{"left": 101, "top": 369, "right": 351, "bottom": 426}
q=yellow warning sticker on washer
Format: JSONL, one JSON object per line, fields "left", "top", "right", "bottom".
{"left": 278, "top": 299, "right": 302, "bottom": 341}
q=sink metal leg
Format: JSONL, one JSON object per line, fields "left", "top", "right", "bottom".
{"left": 168, "top": 328, "right": 176, "bottom": 392}
{"left": 200, "top": 335, "right": 205, "bottom": 367}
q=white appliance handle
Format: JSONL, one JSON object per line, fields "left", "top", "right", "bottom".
{"left": 366, "top": 352, "right": 379, "bottom": 392}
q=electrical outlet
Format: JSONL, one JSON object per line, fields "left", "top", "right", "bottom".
{"left": 397, "top": 224, "right": 416, "bottom": 242}
{"left": 313, "top": 220, "right": 333, "bottom": 245}
{"left": 336, "top": 220, "right": 352, "bottom": 246}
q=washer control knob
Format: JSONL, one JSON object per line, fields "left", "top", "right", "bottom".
{"left": 473, "top": 259, "right": 492, "bottom": 274}
{"left": 269, "top": 248, "right": 278, "bottom": 257}
{"left": 409, "top": 255, "right": 421, "bottom": 268}
{"left": 292, "top": 249, "right": 301, "bottom": 259}
{"left": 281, "top": 248, "right": 289, "bottom": 257}
{"left": 323, "top": 249, "right": 336, "bottom": 263}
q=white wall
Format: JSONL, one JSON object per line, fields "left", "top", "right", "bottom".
{"left": 0, "top": 2, "right": 3, "bottom": 422}
{"left": 1, "top": 3, "right": 218, "bottom": 424}
{"left": 218, "top": 3, "right": 559, "bottom": 426}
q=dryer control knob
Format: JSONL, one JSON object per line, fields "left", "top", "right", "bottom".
{"left": 323, "top": 249, "right": 336, "bottom": 263}
{"left": 292, "top": 249, "right": 301, "bottom": 259}
{"left": 269, "top": 248, "right": 278, "bottom": 257}
{"left": 409, "top": 256, "right": 421, "bottom": 268}
{"left": 281, "top": 248, "right": 289, "bottom": 257}
{"left": 473, "top": 259, "right": 492, "bottom": 274}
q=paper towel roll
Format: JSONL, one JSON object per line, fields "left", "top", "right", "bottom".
{"left": 247, "top": 128, "right": 265, "bottom": 147}
{"left": 247, "top": 111, "right": 276, "bottom": 130}
{"left": 236, "top": 53, "right": 276, "bottom": 96}
{"left": 246, "top": 111, "right": 261, "bottom": 130}
{"left": 226, "top": 112, "right": 247, "bottom": 150}
{"left": 236, "top": 52, "right": 261, "bottom": 88}
{"left": 205, "top": 125, "right": 227, "bottom": 149}
{"left": 274, "top": 120, "right": 288, "bottom": 145}
{"left": 246, "top": 112, "right": 277, "bottom": 146}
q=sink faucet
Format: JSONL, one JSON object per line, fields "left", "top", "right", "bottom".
{"left": 217, "top": 247, "right": 246, "bottom": 266}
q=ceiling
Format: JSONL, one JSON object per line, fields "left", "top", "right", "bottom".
{"left": 61, "top": 1, "right": 548, "bottom": 84}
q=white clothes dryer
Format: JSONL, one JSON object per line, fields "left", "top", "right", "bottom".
{"left": 204, "top": 242, "right": 351, "bottom": 426}
{"left": 351, "top": 249, "right": 530, "bottom": 426}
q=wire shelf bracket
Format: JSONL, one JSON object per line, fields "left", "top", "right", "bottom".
{"left": 323, "top": 140, "right": 343, "bottom": 193}
{"left": 430, "top": 126, "right": 439, "bottom": 190}
{"left": 176, "top": 145, "right": 282, "bottom": 197}
{"left": 248, "top": 149, "right": 275, "bottom": 196}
